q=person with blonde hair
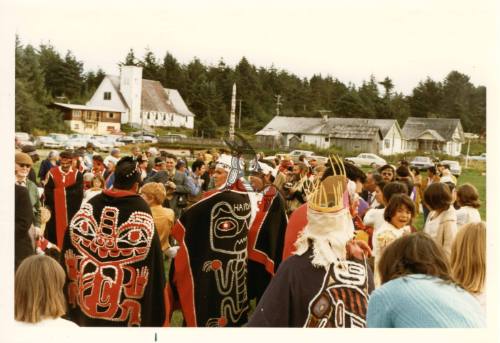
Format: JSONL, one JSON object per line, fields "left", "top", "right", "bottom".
{"left": 139, "top": 182, "right": 176, "bottom": 257}
{"left": 15, "top": 255, "right": 77, "bottom": 326}
{"left": 450, "top": 222, "right": 486, "bottom": 313}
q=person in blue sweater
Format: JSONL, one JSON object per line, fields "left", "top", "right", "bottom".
{"left": 367, "top": 231, "right": 485, "bottom": 328}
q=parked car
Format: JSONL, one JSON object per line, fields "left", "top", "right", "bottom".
{"left": 15, "top": 132, "right": 35, "bottom": 148}
{"left": 410, "top": 156, "right": 435, "bottom": 171}
{"left": 158, "top": 134, "right": 187, "bottom": 143}
{"left": 468, "top": 153, "right": 486, "bottom": 161}
{"left": 345, "top": 153, "right": 387, "bottom": 167}
{"left": 64, "top": 137, "right": 88, "bottom": 150}
{"left": 116, "top": 136, "right": 136, "bottom": 144}
{"left": 89, "top": 136, "right": 114, "bottom": 152}
{"left": 35, "top": 136, "right": 62, "bottom": 149}
{"left": 49, "top": 133, "right": 69, "bottom": 147}
{"left": 289, "top": 150, "right": 314, "bottom": 162}
{"left": 441, "top": 160, "right": 462, "bottom": 177}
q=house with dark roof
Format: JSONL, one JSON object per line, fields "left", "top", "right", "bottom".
{"left": 256, "top": 115, "right": 403, "bottom": 155}
{"left": 86, "top": 66, "right": 195, "bottom": 130}
{"left": 401, "top": 117, "right": 464, "bottom": 156}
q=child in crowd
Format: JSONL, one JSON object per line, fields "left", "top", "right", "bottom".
{"left": 455, "top": 183, "right": 481, "bottom": 227}
{"left": 423, "top": 182, "right": 458, "bottom": 259}
{"left": 367, "top": 232, "right": 485, "bottom": 328}
{"left": 82, "top": 174, "right": 105, "bottom": 204}
{"left": 139, "top": 182, "right": 177, "bottom": 258}
{"left": 372, "top": 194, "right": 415, "bottom": 287}
{"left": 450, "top": 222, "right": 486, "bottom": 314}
{"left": 364, "top": 181, "right": 408, "bottom": 246}
{"left": 14, "top": 255, "right": 78, "bottom": 327}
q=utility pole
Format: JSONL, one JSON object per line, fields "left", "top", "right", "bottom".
{"left": 275, "top": 95, "right": 282, "bottom": 116}
{"left": 238, "top": 99, "right": 242, "bottom": 129}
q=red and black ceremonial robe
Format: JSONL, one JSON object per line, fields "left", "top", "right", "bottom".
{"left": 247, "top": 247, "right": 374, "bottom": 327}
{"left": 247, "top": 185, "right": 288, "bottom": 302}
{"left": 168, "top": 189, "right": 252, "bottom": 327}
{"left": 61, "top": 189, "right": 168, "bottom": 327}
{"left": 44, "top": 167, "right": 84, "bottom": 249}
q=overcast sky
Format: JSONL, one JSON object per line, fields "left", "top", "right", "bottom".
{"left": 7, "top": 0, "right": 497, "bottom": 94}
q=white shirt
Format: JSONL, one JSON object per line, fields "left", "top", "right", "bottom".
{"left": 14, "top": 317, "right": 78, "bottom": 327}
{"left": 456, "top": 206, "right": 481, "bottom": 228}
{"left": 82, "top": 188, "right": 102, "bottom": 204}
{"left": 424, "top": 206, "right": 457, "bottom": 242}
{"left": 372, "top": 220, "right": 412, "bottom": 259}
{"left": 363, "top": 208, "right": 385, "bottom": 248}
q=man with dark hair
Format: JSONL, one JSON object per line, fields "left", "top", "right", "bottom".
{"left": 61, "top": 157, "right": 168, "bottom": 327}
{"left": 168, "top": 154, "right": 253, "bottom": 327}
{"left": 145, "top": 154, "right": 190, "bottom": 219}
{"left": 247, "top": 160, "right": 288, "bottom": 304}
{"left": 44, "top": 150, "right": 84, "bottom": 249}
{"left": 361, "top": 172, "right": 383, "bottom": 209}
{"left": 378, "top": 164, "right": 395, "bottom": 183}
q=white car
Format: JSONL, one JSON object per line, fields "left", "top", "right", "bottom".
{"left": 15, "top": 132, "right": 35, "bottom": 148}
{"left": 345, "top": 153, "right": 386, "bottom": 167}
{"left": 35, "top": 136, "right": 62, "bottom": 149}
{"left": 441, "top": 160, "right": 462, "bottom": 176}
{"left": 288, "top": 150, "right": 314, "bottom": 162}
{"left": 410, "top": 156, "right": 435, "bottom": 170}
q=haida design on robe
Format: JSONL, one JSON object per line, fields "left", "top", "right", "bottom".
{"left": 168, "top": 189, "right": 252, "bottom": 327}
{"left": 61, "top": 190, "right": 168, "bottom": 327}
{"left": 247, "top": 247, "right": 374, "bottom": 327}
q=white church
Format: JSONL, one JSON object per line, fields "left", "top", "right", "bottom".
{"left": 86, "top": 65, "right": 195, "bottom": 129}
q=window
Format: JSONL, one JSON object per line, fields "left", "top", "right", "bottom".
{"left": 74, "top": 110, "right": 81, "bottom": 117}
{"left": 96, "top": 112, "right": 101, "bottom": 121}
{"left": 325, "top": 137, "right": 329, "bottom": 142}
{"left": 186, "top": 116, "right": 188, "bottom": 123}
{"left": 103, "top": 92, "right": 111, "bottom": 100}
{"left": 384, "top": 139, "right": 391, "bottom": 149}
{"left": 170, "top": 114, "right": 174, "bottom": 121}
{"left": 109, "top": 112, "right": 114, "bottom": 119}
{"left": 155, "top": 113, "right": 158, "bottom": 120}
{"left": 163, "top": 114, "right": 166, "bottom": 121}
{"left": 74, "top": 124, "right": 79, "bottom": 129}
{"left": 86, "top": 112, "right": 91, "bottom": 120}
{"left": 147, "top": 113, "right": 150, "bottom": 120}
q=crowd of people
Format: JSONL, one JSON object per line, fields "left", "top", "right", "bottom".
{"left": 13, "top": 143, "right": 486, "bottom": 328}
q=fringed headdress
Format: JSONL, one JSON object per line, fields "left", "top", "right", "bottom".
{"left": 295, "top": 155, "right": 354, "bottom": 269}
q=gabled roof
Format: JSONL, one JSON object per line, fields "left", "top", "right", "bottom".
{"left": 107, "top": 75, "right": 193, "bottom": 117}
{"left": 165, "top": 89, "right": 195, "bottom": 117}
{"left": 402, "top": 117, "right": 464, "bottom": 141}
{"left": 141, "top": 80, "right": 176, "bottom": 113}
{"left": 256, "top": 116, "right": 398, "bottom": 138}
{"left": 53, "top": 102, "right": 123, "bottom": 113}
{"left": 414, "top": 129, "right": 445, "bottom": 141}
{"left": 330, "top": 125, "right": 381, "bottom": 139}
{"left": 106, "top": 75, "right": 130, "bottom": 109}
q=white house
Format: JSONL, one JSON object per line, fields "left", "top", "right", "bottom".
{"left": 401, "top": 117, "right": 465, "bottom": 156}
{"left": 256, "top": 115, "right": 404, "bottom": 155}
{"left": 86, "top": 66, "right": 195, "bottom": 129}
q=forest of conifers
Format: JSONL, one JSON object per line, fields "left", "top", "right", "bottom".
{"left": 15, "top": 37, "right": 486, "bottom": 137}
